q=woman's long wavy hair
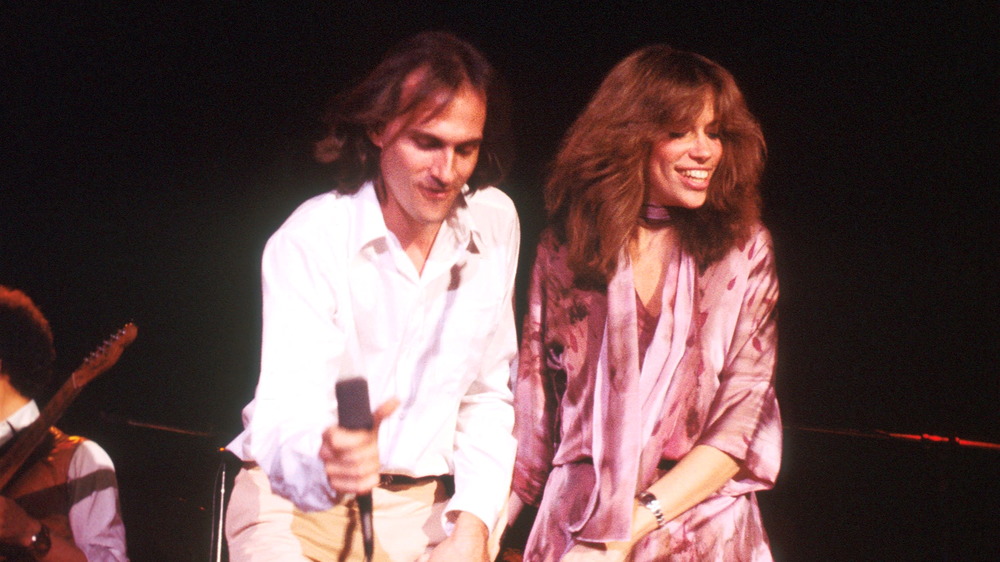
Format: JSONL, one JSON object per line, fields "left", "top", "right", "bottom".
{"left": 314, "top": 31, "right": 511, "bottom": 194}
{"left": 546, "top": 45, "right": 766, "bottom": 288}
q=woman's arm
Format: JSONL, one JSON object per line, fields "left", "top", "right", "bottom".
{"left": 562, "top": 445, "right": 737, "bottom": 560}
{"left": 631, "top": 445, "right": 738, "bottom": 539}
{"left": 510, "top": 238, "right": 560, "bottom": 511}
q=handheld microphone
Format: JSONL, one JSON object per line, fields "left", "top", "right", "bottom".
{"left": 335, "top": 377, "right": 375, "bottom": 562}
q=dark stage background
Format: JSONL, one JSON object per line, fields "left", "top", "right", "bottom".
{"left": 2, "top": 3, "right": 997, "bottom": 560}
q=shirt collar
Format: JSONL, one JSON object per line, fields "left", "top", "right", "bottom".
{"left": 348, "top": 182, "right": 391, "bottom": 255}
{"left": 439, "top": 188, "right": 485, "bottom": 258}
{"left": 348, "top": 181, "right": 485, "bottom": 259}
{"left": 0, "top": 400, "right": 39, "bottom": 449}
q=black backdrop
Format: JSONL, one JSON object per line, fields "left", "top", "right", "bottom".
{"left": 2, "top": 3, "right": 997, "bottom": 560}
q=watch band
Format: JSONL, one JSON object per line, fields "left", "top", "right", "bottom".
{"left": 30, "top": 522, "right": 52, "bottom": 558}
{"left": 636, "top": 491, "right": 666, "bottom": 529}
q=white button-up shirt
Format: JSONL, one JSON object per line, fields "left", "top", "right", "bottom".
{"left": 229, "top": 182, "right": 519, "bottom": 530}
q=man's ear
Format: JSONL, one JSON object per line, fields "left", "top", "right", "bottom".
{"left": 367, "top": 128, "right": 384, "bottom": 149}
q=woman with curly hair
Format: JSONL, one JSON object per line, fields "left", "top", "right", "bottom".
{"left": 510, "top": 45, "right": 781, "bottom": 560}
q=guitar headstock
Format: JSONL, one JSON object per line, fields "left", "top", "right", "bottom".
{"left": 72, "top": 323, "right": 138, "bottom": 389}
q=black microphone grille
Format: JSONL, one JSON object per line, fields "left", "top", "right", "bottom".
{"left": 335, "top": 377, "right": 374, "bottom": 430}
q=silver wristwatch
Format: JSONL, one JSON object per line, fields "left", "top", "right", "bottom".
{"left": 636, "top": 491, "right": 666, "bottom": 529}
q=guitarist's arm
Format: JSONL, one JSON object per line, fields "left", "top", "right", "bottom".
{"left": 66, "top": 441, "right": 128, "bottom": 561}
{"left": 0, "top": 496, "right": 86, "bottom": 561}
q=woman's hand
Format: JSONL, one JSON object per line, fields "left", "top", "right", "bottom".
{"left": 560, "top": 541, "right": 631, "bottom": 561}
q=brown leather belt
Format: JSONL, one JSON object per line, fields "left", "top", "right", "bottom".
{"left": 379, "top": 473, "right": 454, "bottom": 491}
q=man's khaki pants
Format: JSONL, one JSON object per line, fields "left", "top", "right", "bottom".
{"left": 226, "top": 465, "right": 505, "bottom": 561}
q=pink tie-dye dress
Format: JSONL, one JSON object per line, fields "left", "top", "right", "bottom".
{"left": 512, "top": 224, "right": 781, "bottom": 561}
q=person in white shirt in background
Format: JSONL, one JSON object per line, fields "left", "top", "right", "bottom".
{"left": 225, "top": 31, "right": 519, "bottom": 562}
{"left": 0, "top": 286, "right": 129, "bottom": 562}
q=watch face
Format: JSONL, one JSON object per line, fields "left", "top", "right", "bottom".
{"left": 637, "top": 492, "right": 666, "bottom": 528}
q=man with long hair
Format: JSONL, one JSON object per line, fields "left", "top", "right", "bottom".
{"left": 226, "top": 32, "right": 519, "bottom": 561}
{"left": 0, "top": 286, "right": 128, "bottom": 561}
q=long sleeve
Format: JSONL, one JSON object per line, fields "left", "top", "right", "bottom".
{"left": 696, "top": 226, "right": 782, "bottom": 492}
{"left": 447, "top": 210, "right": 520, "bottom": 530}
{"left": 511, "top": 237, "right": 560, "bottom": 507}
{"left": 239, "top": 225, "right": 346, "bottom": 511}
{"left": 67, "top": 440, "right": 129, "bottom": 561}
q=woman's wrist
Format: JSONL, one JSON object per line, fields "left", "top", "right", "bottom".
{"left": 635, "top": 491, "right": 666, "bottom": 529}
{"left": 629, "top": 495, "right": 661, "bottom": 542}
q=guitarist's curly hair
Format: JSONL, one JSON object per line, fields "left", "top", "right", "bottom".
{"left": 0, "top": 286, "right": 55, "bottom": 400}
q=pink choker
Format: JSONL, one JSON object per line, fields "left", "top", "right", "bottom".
{"left": 640, "top": 204, "right": 674, "bottom": 224}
